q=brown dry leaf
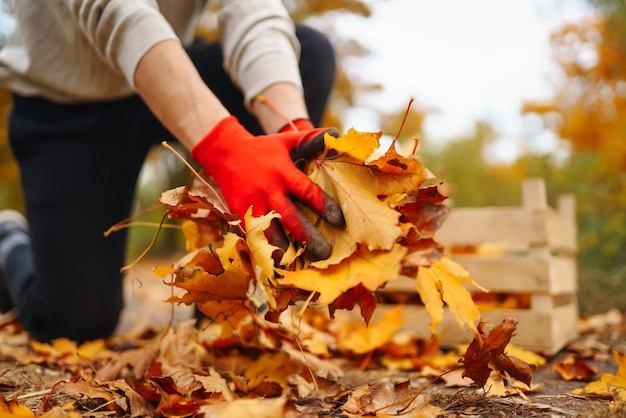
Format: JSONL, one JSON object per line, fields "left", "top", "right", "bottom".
{"left": 160, "top": 185, "right": 233, "bottom": 223}
{"left": 337, "top": 305, "right": 405, "bottom": 354}
{"left": 554, "top": 353, "right": 598, "bottom": 381}
{"left": 57, "top": 379, "right": 120, "bottom": 410}
{"left": 95, "top": 343, "right": 160, "bottom": 381}
{"left": 462, "top": 317, "right": 536, "bottom": 388}
{"left": 243, "top": 209, "right": 281, "bottom": 309}
{"left": 491, "top": 354, "right": 536, "bottom": 387}
{"left": 342, "top": 380, "right": 444, "bottom": 416}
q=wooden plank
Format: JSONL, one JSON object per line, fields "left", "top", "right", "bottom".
{"left": 546, "top": 209, "right": 577, "bottom": 251}
{"left": 436, "top": 208, "right": 542, "bottom": 246}
{"left": 547, "top": 256, "right": 578, "bottom": 293}
{"left": 452, "top": 255, "right": 551, "bottom": 293}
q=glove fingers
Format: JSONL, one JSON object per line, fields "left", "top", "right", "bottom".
{"left": 286, "top": 169, "right": 344, "bottom": 227}
{"left": 264, "top": 218, "right": 290, "bottom": 265}
{"left": 273, "top": 193, "right": 333, "bottom": 261}
{"left": 289, "top": 128, "right": 339, "bottom": 162}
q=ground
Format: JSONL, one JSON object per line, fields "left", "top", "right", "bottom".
{"left": 0, "top": 258, "right": 624, "bottom": 417}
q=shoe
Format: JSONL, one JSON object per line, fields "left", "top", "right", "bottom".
{"left": 0, "top": 209, "right": 29, "bottom": 313}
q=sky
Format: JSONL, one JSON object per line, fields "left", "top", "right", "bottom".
{"left": 331, "top": 0, "right": 593, "bottom": 162}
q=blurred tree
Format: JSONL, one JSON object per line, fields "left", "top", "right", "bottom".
{"left": 521, "top": 4, "right": 626, "bottom": 314}
{"left": 419, "top": 122, "right": 522, "bottom": 208}
{"left": 523, "top": 13, "right": 626, "bottom": 170}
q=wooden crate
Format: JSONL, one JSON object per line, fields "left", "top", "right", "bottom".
{"left": 378, "top": 178, "right": 579, "bottom": 355}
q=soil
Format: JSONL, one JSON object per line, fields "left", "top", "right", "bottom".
{"left": 1, "top": 259, "right": 624, "bottom": 417}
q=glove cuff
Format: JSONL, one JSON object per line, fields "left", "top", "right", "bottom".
{"left": 192, "top": 115, "right": 246, "bottom": 166}
{"left": 278, "top": 118, "right": 314, "bottom": 133}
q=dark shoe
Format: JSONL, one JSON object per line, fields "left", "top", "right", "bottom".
{"left": 0, "top": 209, "right": 29, "bottom": 313}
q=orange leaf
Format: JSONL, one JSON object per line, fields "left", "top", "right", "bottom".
{"left": 554, "top": 353, "right": 598, "bottom": 381}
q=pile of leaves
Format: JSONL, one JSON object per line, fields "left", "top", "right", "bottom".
{"left": 158, "top": 128, "right": 484, "bottom": 337}
{"left": 0, "top": 312, "right": 544, "bottom": 417}
{"left": 0, "top": 128, "right": 547, "bottom": 416}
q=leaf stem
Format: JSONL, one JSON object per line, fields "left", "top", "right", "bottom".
{"left": 256, "top": 95, "right": 296, "bottom": 131}
{"left": 121, "top": 210, "right": 169, "bottom": 273}
{"left": 393, "top": 96, "right": 415, "bottom": 144}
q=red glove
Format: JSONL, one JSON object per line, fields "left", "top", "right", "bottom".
{"left": 192, "top": 116, "right": 344, "bottom": 261}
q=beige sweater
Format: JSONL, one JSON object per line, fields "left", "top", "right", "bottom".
{"left": 0, "top": 0, "right": 302, "bottom": 105}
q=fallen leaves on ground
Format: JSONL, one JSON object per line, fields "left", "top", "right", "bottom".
{"left": 0, "top": 303, "right": 544, "bottom": 417}
{"left": 572, "top": 349, "right": 626, "bottom": 406}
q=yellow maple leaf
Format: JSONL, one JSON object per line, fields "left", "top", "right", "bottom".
{"left": 308, "top": 219, "right": 356, "bottom": 269}
{"left": 337, "top": 305, "right": 405, "bottom": 354}
{"left": 313, "top": 159, "right": 403, "bottom": 251}
{"left": 244, "top": 208, "right": 281, "bottom": 309}
{"left": 573, "top": 350, "right": 626, "bottom": 402}
{"left": 308, "top": 129, "right": 429, "bottom": 254}
{"left": 278, "top": 244, "right": 407, "bottom": 305}
{"left": 416, "top": 256, "right": 484, "bottom": 334}
{"left": 322, "top": 127, "right": 381, "bottom": 161}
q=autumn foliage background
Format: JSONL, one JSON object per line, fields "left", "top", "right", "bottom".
{"left": 0, "top": 0, "right": 624, "bottom": 315}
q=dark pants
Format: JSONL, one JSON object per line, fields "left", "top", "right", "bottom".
{"left": 7, "top": 25, "right": 336, "bottom": 342}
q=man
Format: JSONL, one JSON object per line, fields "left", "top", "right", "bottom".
{"left": 0, "top": 0, "right": 343, "bottom": 342}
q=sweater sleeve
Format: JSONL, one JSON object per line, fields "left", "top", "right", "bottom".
{"left": 64, "top": 0, "right": 180, "bottom": 89}
{"left": 217, "top": 0, "right": 302, "bottom": 107}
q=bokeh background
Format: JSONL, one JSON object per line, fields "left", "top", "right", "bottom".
{"left": 0, "top": 0, "right": 623, "bottom": 315}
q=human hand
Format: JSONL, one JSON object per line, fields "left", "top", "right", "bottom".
{"left": 192, "top": 116, "right": 344, "bottom": 261}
